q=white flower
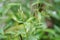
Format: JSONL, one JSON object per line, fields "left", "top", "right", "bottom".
{"left": 52, "top": 11, "right": 56, "bottom": 15}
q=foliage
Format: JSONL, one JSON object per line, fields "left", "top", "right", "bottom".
{"left": 0, "top": 0, "right": 60, "bottom": 40}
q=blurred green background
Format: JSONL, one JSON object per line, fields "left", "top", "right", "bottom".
{"left": 0, "top": 0, "right": 60, "bottom": 40}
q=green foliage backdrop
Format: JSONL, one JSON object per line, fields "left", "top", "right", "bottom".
{"left": 0, "top": 0, "right": 60, "bottom": 40}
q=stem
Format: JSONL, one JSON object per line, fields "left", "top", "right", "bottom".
{"left": 19, "top": 34, "right": 23, "bottom": 40}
